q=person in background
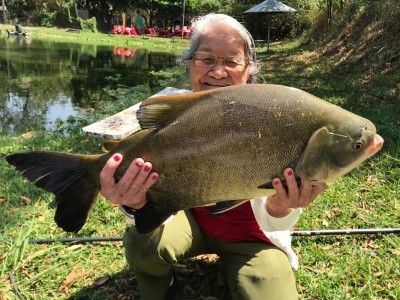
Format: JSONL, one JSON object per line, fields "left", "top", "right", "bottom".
{"left": 135, "top": 11, "right": 145, "bottom": 34}
{"left": 100, "top": 13, "right": 326, "bottom": 300}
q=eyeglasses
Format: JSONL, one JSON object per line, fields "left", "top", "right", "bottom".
{"left": 192, "top": 52, "right": 249, "bottom": 71}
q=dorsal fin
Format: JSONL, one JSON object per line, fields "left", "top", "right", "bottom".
{"left": 137, "top": 91, "right": 209, "bottom": 129}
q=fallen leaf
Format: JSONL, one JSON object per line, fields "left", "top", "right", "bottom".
{"left": 195, "top": 254, "right": 219, "bottom": 263}
{"left": 325, "top": 211, "right": 335, "bottom": 218}
{"left": 318, "top": 244, "right": 333, "bottom": 250}
{"left": 0, "top": 197, "right": 5, "bottom": 204}
{"left": 362, "top": 239, "right": 371, "bottom": 249}
{"left": 21, "top": 196, "right": 32, "bottom": 204}
{"left": 374, "top": 271, "right": 384, "bottom": 277}
{"left": 62, "top": 271, "right": 80, "bottom": 286}
{"left": 67, "top": 245, "right": 83, "bottom": 251}
{"left": 297, "top": 284, "right": 307, "bottom": 291}
{"left": 0, "top": 293, "right": 9, "bottom": 300}
{"left": 92, "top": 276, "right": 109, "bottom": 286}
{"left": 59, "top": 271, "right": 81, "bottom": 293}
{"left": 302, "top": 265, "right": 323, "bottom": 274}
{"left": 392, "top": 248, "right": 400, "bottom": 255}
{"left": 22, "top": 270, "right": 32, "bottom": 279}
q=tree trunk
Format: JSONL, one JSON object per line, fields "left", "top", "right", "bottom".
{"left": 327, "top": 0, "right": 333, "bottom": 26}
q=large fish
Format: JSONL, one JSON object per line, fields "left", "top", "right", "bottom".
{"left": 6, "top": 84, "right": 383, "bottom": 234}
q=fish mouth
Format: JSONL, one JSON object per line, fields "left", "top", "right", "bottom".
{"left": 367, "top": 134, "right": 384, "bottom": 157}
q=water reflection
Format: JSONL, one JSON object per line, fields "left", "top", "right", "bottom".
{"left": 0, "top": 36, "right": 178, "bottom": 135}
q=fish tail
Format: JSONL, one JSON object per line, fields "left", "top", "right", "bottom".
{"left": 6, "top": 151, "right": 102, "bottom": 233}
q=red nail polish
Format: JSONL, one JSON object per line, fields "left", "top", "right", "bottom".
{"left": 135, "top": 161, "right": 143, "bottom": 167}
{"left": 144, "top": 165, "right": 151, "bottom": 172}
{"left": 287, "top": 169, "right": 293, "bottom": 176}
{"left": 113, "top": 155, "right": 121, "bottom": 162}
{"left": 152, "top": 174, "right": 158, "bottom": 180}
{"left": 273, "top": 179, "right": 280, "bottom": 185}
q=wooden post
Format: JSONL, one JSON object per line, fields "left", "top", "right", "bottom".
{"left": 122, "top": 12, "right": 126, "bottom": 28}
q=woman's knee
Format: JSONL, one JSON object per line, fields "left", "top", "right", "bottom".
{"left": 225, "top": 247, "right": 297, "bottom": 299}
{"left": 123, "top": 225, "right": 171, "bottom": 264}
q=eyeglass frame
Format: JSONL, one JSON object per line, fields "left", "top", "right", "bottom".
{"left": 192, "top": 52, "right": 250, "bottom": 71}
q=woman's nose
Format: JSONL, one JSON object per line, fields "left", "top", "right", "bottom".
{"left": 208, "top": 61, "right": 228, "bottom": 79}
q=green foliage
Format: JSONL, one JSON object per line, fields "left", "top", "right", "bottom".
{"left": 66, "top": 1, "right": 98, "bottom": 32}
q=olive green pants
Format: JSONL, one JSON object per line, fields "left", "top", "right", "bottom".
{"left": 123, "top": 210, "right": 298, "bottom": 300}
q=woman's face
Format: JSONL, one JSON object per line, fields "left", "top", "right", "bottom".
{"left": 189, "top": 29, "right": 250, "bottom": 92}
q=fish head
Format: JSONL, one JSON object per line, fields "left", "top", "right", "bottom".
{"left": 295, "top": 118, "right": 384, "bottom": 184}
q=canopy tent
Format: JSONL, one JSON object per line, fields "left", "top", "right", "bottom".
{"left": 244, "top": 0, "right": 297, "bottom": 51}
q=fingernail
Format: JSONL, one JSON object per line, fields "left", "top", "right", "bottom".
{"left": 273, "top": 179, "right": 280, "bottom": 185}
{"left": 144, "top": 165, "right": 151, "bottom": 172}
{"left": 287, "top": 169, "right": 293, "bottom": 176}
{"left": 151, "top": 174, "right": 158, "bottom": 180}
{"left": 113, "top": 155, "right": 121, "bottom": 162}
{"left": 135, "top": 161, "right": 143, "bottom": 167}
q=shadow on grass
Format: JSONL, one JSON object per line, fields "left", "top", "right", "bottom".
{"left": 66, "top": 257, "right": 229, "bottom": 300}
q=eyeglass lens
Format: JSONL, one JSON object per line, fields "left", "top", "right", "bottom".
{"left": 193, "top": 52, "right": 247, "bottom": 70}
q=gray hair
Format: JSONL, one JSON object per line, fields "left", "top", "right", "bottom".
{"left": 181, "top": 13, "right": 259, "bottom": 83}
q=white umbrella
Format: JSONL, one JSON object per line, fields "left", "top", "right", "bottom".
{"left": 244, "top": 0, "right": 297, "bottom": 51}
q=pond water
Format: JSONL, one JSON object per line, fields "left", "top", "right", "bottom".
{"left": 0, "top": 35, "right": 178, "bottom": 136}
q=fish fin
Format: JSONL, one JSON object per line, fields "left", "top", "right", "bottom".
{"left": 133, "top": 200, "right": 175, "bottom": 234}
{"left": 102, "top": 140, "right": 121, "bottom": 152}
{"left": 257, "top": 182, "right": 274, "bottom": 189}
{"left": 258, "top": 177, "right": 302, "bottom": 192}
{"left": 296, "top": 127, "right": 330, "bottom": 182}
{"left": 209, "top": 200, "right": 248, "bottom": 215}
{"left": 6, "top": 151, "right": 101, "bottom": 233}
{"left": 137, "top": 91, "right": 209, "bottom": 129}
{"left": 103, "top": 130, "right": 149, "bottom": 152}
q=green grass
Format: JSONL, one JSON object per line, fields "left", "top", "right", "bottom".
{"left": 0, "top": 24, "right": 190, "bottom": 54}
{"left": 1, "top": 35, "right": 400, "bottom": 300}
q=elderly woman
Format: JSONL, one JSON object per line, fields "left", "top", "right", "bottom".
{"left": 100, "top": 13, "right": 326, "bottom": 300}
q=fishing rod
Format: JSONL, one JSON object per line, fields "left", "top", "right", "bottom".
{"left": 291, "top": 228, "right": 400, "bottom": 236}
{"left": 17, "top": 228, "right": 399, "bottom": 244}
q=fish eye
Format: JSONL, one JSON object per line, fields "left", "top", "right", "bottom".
{"left": 353, "top": 140, "right": 364, "bottom": 150}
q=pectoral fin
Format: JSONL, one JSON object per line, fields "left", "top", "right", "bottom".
{"left": 296, "top": 127, "right": 330, "bottom": 182}
{"left": 103, "top": 140, "right": 121, "bottom": 152}
{"left": 103, "top": 130, "right": 149, "bottom": 152}
{"left": 209, "top": 200, "right": 248, "bottom": 215}
{"left": 133, "top": 200, "right": 176, "bottom": 234}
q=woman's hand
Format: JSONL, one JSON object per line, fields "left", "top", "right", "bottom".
{"left": 266, "top": 168, "right": 326, "bottom": 218}
{"left": 100, "top": 153, "right": 159, "bottom": 210}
